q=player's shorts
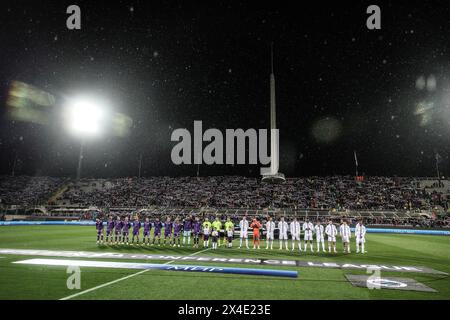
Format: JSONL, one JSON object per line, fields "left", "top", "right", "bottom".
{"left": 143, "top": 231, "right": 150, "bottom": 237}
{"left": 266, "top": 232, "right": 274, "bottom": 240}
{"left": 122, "top": 231, "right": 129, "bottom": 236}
{"left": 164, "top": 232, "right": 172, "bottom": 237}
{"left": 240, "top": 230, "right": 248, "bottom": 238}
{"left": 183, "top": 230, "right": 191, "bottom": 237}
{"left": 356, "top": 236, "right": 365, "bottom": 243}
{"left": 173, "top": 232, "right": 180, "bottom": 237}
{"left": 227, "top": 236, "right": 233, "bottom": 242}
{"left": 115, "top": 230, "right": 121, "bottom": 235}
{"left": 279, "top": 233, "right": 288, "bottom": 240}
{"left": 203, "top": 234, "right": 209, "bottom": 241}
{"left": 133, "top": 230, "right": 139, "bottom": 236}
{"left": 304, "top": 231, "right": 313, "bottom": 241}
{"left": 154, "top": 231, "right": 161, "bottom": 237}
{"left": 327, "top": 236, "right": 336, "bottom": 242}
{"left": 193, "top": 232, "right": 200, "bottom": 237}
{"left": 291, "top": 234, "right": 300, "bottom": 241}
{"left": 106, "top": 229, "right": 113, "bottom": 236}
{"left": 341, "top": 235, "right": 350, "bottom": 243}
{"left": 97, "top": 229, "right": 103, "bottom": 234}
{"left": 316, "top": 235, "right": 324, "bottom": 242}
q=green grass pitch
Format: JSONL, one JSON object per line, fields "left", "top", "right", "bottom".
{"left": 0, "top": 225, "right": 449, "bottom": 300}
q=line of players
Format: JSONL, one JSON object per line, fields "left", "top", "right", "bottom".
{"left": 95, "top": 215, "right": 234, "bottom": 249}
{"left": 244, "top": 217, "right": 366, "bottom": 254}
{"left": 95, "top": 215, "right": 367, "bottom": 254}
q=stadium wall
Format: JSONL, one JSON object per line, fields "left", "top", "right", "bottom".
{"left": 0, "top": 221, "right": 449, "bottom": 235}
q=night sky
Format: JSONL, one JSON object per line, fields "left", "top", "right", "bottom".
{"left": 0, "top": 0, "right": 449, "bottom": 178}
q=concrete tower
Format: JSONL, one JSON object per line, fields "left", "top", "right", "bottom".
{"left": 261, "top": 43, "right": 285, "bottom": 183}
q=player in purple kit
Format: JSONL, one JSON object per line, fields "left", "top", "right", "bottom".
{"left": 122, "top": 217, "right": 131, "bottom": 245}
{"left": 105, "top": 216, "right": 115, "bottom": 244}
{"left": 182, "top": 215, "right": 193, "bottom": 246}
{"left": 114, "top": 216, "right": 122, "bottom": 245}
{"left": 192, "top": 216, "right": 201, "bottom": 248}
{"left": 173, "top": 218, "right": 182, "bottom": 247}
{"left": 131, "top": 216, "right": 141, "bottom": 245}
{"left": 163, "top": 217, "right": 173, "bottom": 246}
{"left": 95, "top": 218, "right": 104, "bottom": 244}
{"left": 152, "top": 217, "right": 163, "bottom": 246}
{"left": 143, "top": 217, "right": 151, "bottom": 246}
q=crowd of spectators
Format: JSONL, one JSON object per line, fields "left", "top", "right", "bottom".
{"left": 0, "top": 176, "right": 66, "bottom": 206}
{"left": 57, "top": 176, "right": 449, "bottom": 211}
{"left": 1, "top": 175, "right": 448, "bottom": 213}
{"left": 361, "top": 216, "right": 450, "bottom": 228}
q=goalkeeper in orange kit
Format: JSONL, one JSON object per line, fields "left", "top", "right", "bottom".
{"left": 250, "top": 218, "right": 262, "bottom": 249}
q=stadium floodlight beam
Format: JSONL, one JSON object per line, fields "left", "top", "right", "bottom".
{"left": 63, "top": 95, "right": 107, "bottom": 180}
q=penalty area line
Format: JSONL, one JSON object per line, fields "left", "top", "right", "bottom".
{"left": 59, "top": 247, "right": 211, "bottom": 300}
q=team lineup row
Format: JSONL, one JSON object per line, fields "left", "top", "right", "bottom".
{"left": 95, "top": 215, "right": 368, "bottom": 254}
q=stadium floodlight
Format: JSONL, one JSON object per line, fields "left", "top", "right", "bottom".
{"left": 63, "top": 95, "right": 109, "bottom": 180}
{"left": 65, "top": 96, "right": 106, "bottom": 137}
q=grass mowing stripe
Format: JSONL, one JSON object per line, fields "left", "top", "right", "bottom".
{"left": 59, "top": 247, "right": 211, "bottom": 300}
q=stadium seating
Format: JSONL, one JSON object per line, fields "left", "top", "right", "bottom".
{"left": 0, "top": 176, "right": 448, "bottom": 229}
{"left": 47, "top": 176, "right": 448, "bottom": 211}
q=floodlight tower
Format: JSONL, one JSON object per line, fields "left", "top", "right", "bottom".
{"left": 64, "top": 96, "right": 106, "bottom": 180}
{"left": 261, "top": 43, "right": 285, "bottom": 183}
{"left": 76, "top": 141, "right": 84, "bottom": 180}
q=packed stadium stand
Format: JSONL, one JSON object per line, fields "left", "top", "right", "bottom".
{"left": 0, "top": 175, "right": 449, "bottom": 228}
{"left": 0, "top": 176, "right": 67, "bottom": 206}
{"left": 50, "top": 176, "right": 449, "bottom": 210}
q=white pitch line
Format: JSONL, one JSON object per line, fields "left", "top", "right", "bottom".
{"left": 59, "top": 247, "right": 210, "bottom": 300}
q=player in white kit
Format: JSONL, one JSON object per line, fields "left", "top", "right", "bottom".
{"left": 226, "top": 228, "right": 234, "bottom": 248}
{"left": 355, "top": 219, "right": 366, "bottom": 254}
{"left": 265, "top": 216, "right": 275, "bottom": 250}
{"left": 314, "top": 220, "right": 326, "bottom": 253}
{"left": 289, "top": 217, "right": 302, "bottom": 252}
{"left": 278, "top": 217, "right": 289, "bottom": 251}
{"left": 339, "top": 220, "right": 351, "bottom": 253}
{"left": 203, "top": 223, "right": 211, "bottom": 248}
{"left": 325, "top": 220, "right": 338, "bottom": 253}
{"left": 302, "top": 218, "right": 314, "bottom": 252}
{"left": 238, "top": 216, "right": 249, "bottom": 249}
